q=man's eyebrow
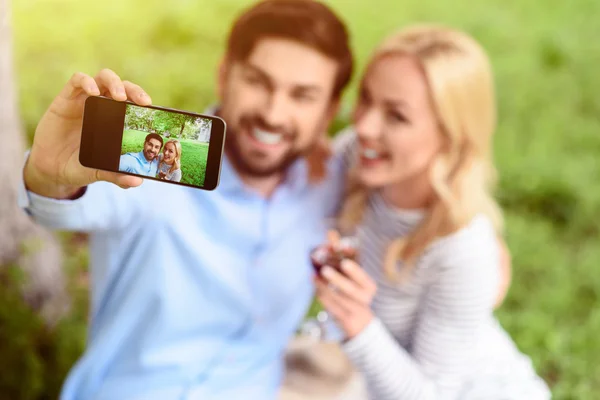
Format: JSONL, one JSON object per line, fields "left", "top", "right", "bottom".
{"left": 292, "top": 85, "right": 323, "bottom": 94}
{"left": 241, "top": 62, "right": 271, "bottom": 81}
{"left": 243, "top": 62, "right": 324, "bottom": 94}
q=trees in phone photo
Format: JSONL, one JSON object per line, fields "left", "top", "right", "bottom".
{"left": 195, "top": 117, "right": 211, "bottom": 142}
{"left": 124, "top": 105, "right": 154, "bottom": 132}
{"left": 124, "top": 105, "right": 211, "bottom": 142}
{"left": 153, "top": 110, "right": 191, "bottom": 139}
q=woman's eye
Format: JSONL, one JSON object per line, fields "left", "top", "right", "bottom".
{"left": 387, "top": 111, "right": 408, "bottom": 124}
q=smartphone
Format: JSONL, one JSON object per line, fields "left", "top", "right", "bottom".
{"left": 79, "top": 95, "right": 226, "bottom": 191}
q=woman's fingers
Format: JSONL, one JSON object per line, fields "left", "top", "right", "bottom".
{"left": 315, "top": 278, "right": 353, "bottom": 318}
{"left": 327, "top": 229, "right": 340, "bottom": 247}
{"left": 340, "top": 259, "right": 377, "bottom": 294}
{"left": 321, "top": 265, "right": 373, "bottom": 305}
{"left": 321, "top": 266, "right": 360, "bottom": 299}
{"left": 318, "top": 292, "right": 350, "bottom": 320}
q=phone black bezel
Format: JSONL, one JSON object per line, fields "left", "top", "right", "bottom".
{"left": 79, "top": 95, "right": 226, "bottom": 191}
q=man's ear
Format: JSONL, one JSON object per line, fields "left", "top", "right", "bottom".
{"left": 326, "top": 97, "right": 342, "bottom": 127}
{"left": 217, "top": 57, "right": 230, "bottom": 100}
{"left": 314, "top": 96, "right": 342, "bottom": 139}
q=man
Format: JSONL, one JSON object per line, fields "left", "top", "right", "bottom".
{"left": 119, "top": 133, "right": 163, "bottom": 177}
{"left": 19, "top": 1, "right": 353, "bottom": 398}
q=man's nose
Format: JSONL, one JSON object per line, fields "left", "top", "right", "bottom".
{"left": 260, "top": 92, "right": 292, "bottom": 130}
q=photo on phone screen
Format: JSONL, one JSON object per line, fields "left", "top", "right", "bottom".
{"left": 80, "top": 96, "right": 226, "bottom": 191}
{"left": 119, "top": 104, "right": 212, "bottom": 187}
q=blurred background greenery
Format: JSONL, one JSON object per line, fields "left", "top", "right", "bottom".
{"left": 5, "top": 0, "right": 600, "bottom": 398}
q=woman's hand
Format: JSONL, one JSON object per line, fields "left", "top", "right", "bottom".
{"left": 315, "top": 259, "right": 377, "bottom": 339}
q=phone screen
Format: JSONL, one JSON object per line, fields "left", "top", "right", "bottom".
{"left": 80, "top": 96, "right": 226, "bottom": 191}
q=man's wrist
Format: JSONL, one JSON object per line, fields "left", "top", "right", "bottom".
{"left": 23, "top": 158, "right": 85, "bottom": 200}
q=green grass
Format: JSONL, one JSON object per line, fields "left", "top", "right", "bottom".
{"left": 10, "top": 0, "right": 600, "bottom": 398}
{"left": 120, "top": 130, "right": 209, "bottom": 186}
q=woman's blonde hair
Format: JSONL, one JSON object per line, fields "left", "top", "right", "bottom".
{"left": 162, "top": 139, "right": 182, "bottom": 174}
{"left": 339, "top": 24, "right": 504, "bottom": 281}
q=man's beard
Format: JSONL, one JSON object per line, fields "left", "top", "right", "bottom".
{"left": 143, "top": 150, "right": 156, "bottom": 161}
{"left": 224, "top": 114, "right": 307, "bottom": 178}
{"left": 225, "top": 135, "right": 302, "bottom": 177}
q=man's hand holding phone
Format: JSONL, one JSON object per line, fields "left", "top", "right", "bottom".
{"left": 24, "top": 69, "right": 150, "bottom": 199}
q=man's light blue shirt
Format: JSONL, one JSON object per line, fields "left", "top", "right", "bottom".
{"left": 119, "top": 150, "right": 159, "bottom": 177}
{"left": 18, "top": 124, "right": 354, "bottom": 399}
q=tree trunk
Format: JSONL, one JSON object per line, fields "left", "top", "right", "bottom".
{"left": 0, "top": 0, "right": 69, "bottom": 326}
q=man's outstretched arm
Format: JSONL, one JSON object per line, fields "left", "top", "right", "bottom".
{"left": 20, "top": 69, "right": 150, "bottom": 231}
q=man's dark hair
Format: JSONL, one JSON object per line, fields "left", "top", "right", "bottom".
{"left": 226, "top": 0, "right": 353, "bottom": 100}
{"left": 145, "top": 133, "right": 163, "bottom": 148}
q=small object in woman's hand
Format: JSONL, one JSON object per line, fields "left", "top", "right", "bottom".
{"left": 310, "top": 237, "right": 359, "bottom": 276}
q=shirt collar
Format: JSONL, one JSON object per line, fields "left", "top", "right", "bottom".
{"left": 217, "top": 146, "right": 310, "bottom": 195}
{"left": 217, "top": 151, "right": 246, "bottom": 193}
{"left": 137, "top": 151, "right": 148, "bottom": 163}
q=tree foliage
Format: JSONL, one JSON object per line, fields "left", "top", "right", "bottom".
{"left": 124, "top": 106, "right": 211, "bottom": 142}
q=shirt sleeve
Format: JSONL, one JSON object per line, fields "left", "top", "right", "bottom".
{"left": 19, "top": 151, "right": 140, "bottom": 232}
{"left": 342, "top": 217, "right": 500, "bottom": 400}
{"left": 171, "top": 169, "right": 182, "bottom": 182}
{"left": 119, "top": 153, "right": 133, "bottom": 173}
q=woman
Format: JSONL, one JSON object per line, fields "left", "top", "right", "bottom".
{"left": 315, "top": 24, "right": 551, "bottom": 399}
{"left": 157, "top": 139, "right": 183, "bottom": 182}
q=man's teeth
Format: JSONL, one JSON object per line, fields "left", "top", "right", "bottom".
{"left": 253, "top": 128, "right": 283, "bottom": 145}
{"left": 363, "top": 149, "right": 381, "bottom": 160}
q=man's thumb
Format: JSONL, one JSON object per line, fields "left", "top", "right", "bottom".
{"left": 96, "top": 169, "right": 143, "bottom": 189}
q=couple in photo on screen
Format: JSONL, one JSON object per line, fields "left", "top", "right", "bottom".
{"left": 119, "top": 133, "right": 183, "bottom": 182}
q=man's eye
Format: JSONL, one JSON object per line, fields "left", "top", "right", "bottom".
{"left": 293, "top": 93, "right": 317, "bottom": 103}
{"left": 244, "top": 74, "right": 263, "bottom": 85}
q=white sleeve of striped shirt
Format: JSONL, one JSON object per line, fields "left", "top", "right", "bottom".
{"left": 342, "top": 217, "right": 501, "bottom": 400}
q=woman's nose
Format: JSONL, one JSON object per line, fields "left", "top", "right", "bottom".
{"left": 354, "top": 107, "right": 383, "bottom": 141}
